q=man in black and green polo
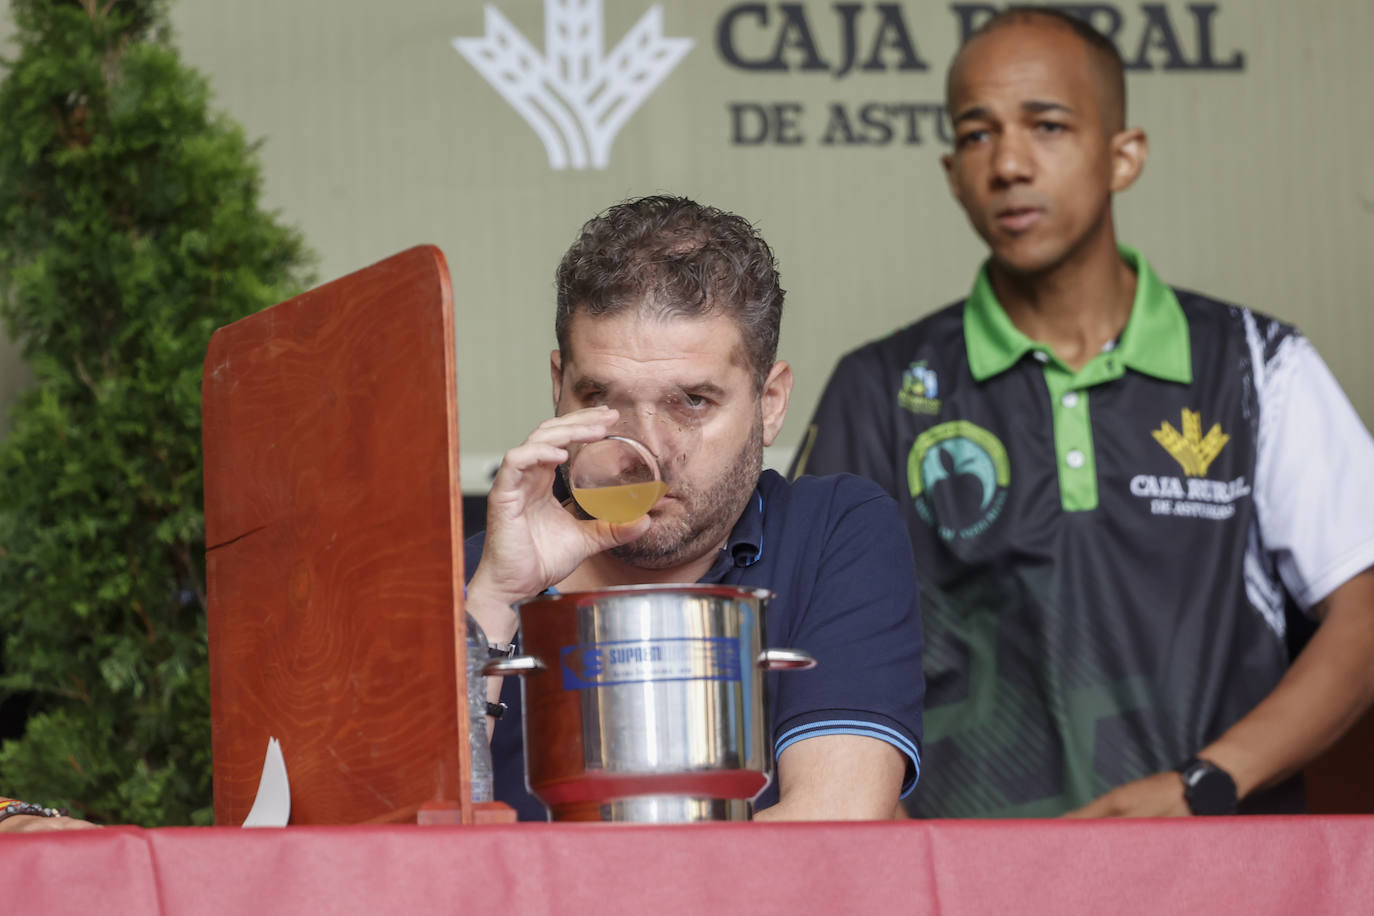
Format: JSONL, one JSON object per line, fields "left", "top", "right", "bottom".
{"left": 793, "top": 7, "right": 1374, "bottom": 817}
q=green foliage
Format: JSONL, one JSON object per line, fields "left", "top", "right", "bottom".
{"left": 0, "top": 0, "right": 313, "bottom": 825}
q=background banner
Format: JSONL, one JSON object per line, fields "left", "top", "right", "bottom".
{"left": 2, "top": 0, "right": 1369, "bottom": 489}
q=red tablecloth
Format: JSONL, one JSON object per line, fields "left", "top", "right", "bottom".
{"left": 7, "top": 817, "right": 1372, "bottom": 915}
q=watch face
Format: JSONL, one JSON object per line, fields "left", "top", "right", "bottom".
{"left": 1182, "top": 762, "right": 1237, "bottom": 815}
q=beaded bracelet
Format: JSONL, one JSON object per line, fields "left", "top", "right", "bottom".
{"left": 0, "top": 796, "right": 67, "bottom": 823}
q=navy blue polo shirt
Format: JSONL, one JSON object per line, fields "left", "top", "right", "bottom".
{"left": 464, "top": 468, "right": 925, "bottom": 820}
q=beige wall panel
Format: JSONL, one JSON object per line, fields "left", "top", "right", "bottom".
{"left": 2, "top": 1, "right": 1370, "bottom": 488}
{"left": 1120, "top": 1, "right": 1374, "bottom": 425}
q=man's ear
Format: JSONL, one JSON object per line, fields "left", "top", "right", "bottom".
{"left": 550, "top": 349, "right": 564, "bottom": 411}
{"left": 760, "top": 361, "right": 794, "bottom": 447}
{"left": 1109, "top": 127, "right": 1148, "bottom": 193}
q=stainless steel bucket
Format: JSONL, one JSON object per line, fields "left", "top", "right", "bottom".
{"left": 483, "top": 583, "right": 815, "bottom": 822}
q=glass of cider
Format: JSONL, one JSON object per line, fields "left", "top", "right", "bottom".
{"left": 568, "top": 436, "right": 667, "bottom": 523}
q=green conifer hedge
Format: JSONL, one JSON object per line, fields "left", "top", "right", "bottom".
{"left": 0, "top": 0, "right": 313, "bottom": 825}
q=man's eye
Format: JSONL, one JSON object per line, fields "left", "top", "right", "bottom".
{"left": 667, "top": 392, "right": 711, "bottom": 418}
{"left": 955, "top": 129, "right": 988, "bottom": 148}
{"left": 1036, "top": 121, "right": 1067, "bottom": 134}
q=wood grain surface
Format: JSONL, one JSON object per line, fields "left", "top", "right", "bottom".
{"left": 202, "top": 245, "right": 472, "bottom": 825}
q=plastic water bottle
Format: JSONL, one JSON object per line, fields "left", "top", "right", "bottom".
{"left": 465, "top": 613, "right": 495, "bottom": 803}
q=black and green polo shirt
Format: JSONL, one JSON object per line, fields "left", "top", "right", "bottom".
{"left": 793, "top": 246, "right": 1374, "bottom": 817}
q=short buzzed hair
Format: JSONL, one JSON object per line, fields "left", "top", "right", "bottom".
{"left": 952, "top": 6, "right": 1127, "bottom": 132}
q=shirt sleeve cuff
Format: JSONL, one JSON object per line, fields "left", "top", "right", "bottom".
{"left": 775, "top": 716, "right": 923, "bottom": 799}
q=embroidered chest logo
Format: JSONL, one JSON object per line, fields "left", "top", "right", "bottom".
{"left": 1152, "top": 408, "right": 1229, "bottom": 476}
{"left": 907, "top": 420, "right": 1009, "bottom": 542}
{"left": 899, "top": 360, "right": 941, "bottom": 415}
{"left": 1131, "top": 408, "right": 1249, "bottom": 520}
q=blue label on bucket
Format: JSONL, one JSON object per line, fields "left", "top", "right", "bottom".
{"left": 560, "top": 637, "right": 742, "bottom": 689}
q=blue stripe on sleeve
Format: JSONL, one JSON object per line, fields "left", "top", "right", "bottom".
{"left": 775, "top": 719, "right": 922, "bottom": 799}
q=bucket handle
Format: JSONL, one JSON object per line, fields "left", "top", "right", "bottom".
{"left": 757, "top": 648, "right": 817, "bottom": 671}
{"left": 487, "top": 651, "right": 814, "bottom": 674}
{"left": 481, "top": 656, "right": 546, "bottom": 677}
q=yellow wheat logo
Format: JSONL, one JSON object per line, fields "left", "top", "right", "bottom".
{"left": 1152, "top": 409, "right": 1229, "bottom": 477}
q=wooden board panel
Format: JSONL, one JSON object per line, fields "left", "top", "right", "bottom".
{"left": 202, "top": 245, "right": 470, "bottom": 825}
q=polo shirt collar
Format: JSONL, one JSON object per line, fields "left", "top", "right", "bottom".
{"left": 963, "top": 244, "right": 1192, "bottom": 384}
{"left": 701, "top": 488, "right": 765, "bottom": 582}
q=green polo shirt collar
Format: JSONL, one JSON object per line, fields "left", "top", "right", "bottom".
{"left": 964, "top": 245, "right": 1192, "bottom": 385}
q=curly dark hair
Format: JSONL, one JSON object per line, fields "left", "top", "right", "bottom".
{"left": 554, "top": 196, "right": 785, "bottom": 390}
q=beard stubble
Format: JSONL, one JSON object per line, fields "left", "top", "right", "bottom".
{"left": 609, "top": 417, "right": 764, "bottom": 570}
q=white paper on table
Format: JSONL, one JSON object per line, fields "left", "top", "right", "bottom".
{"left": 241, "top": 736, "right": 291, "bottom": 827}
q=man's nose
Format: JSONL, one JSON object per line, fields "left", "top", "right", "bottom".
{"left": 990, "top": 129, "right": 1034, "bottom": 185}
{"left": 613, "top": 406, "right": 665, "bottom": 453}
{"left": 641, "top": 419, "right": 680, "bottom": 466}
{"left": 616, "top": 408, "right": 686, "bottom": 470}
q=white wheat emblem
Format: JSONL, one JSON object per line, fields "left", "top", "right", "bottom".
{"left": 453, "top": 1, "right": 693, "bottom": 170}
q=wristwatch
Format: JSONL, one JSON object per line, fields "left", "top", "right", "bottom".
{"left": 1176, "top": 756, "right": 1238, "bottom": 815}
